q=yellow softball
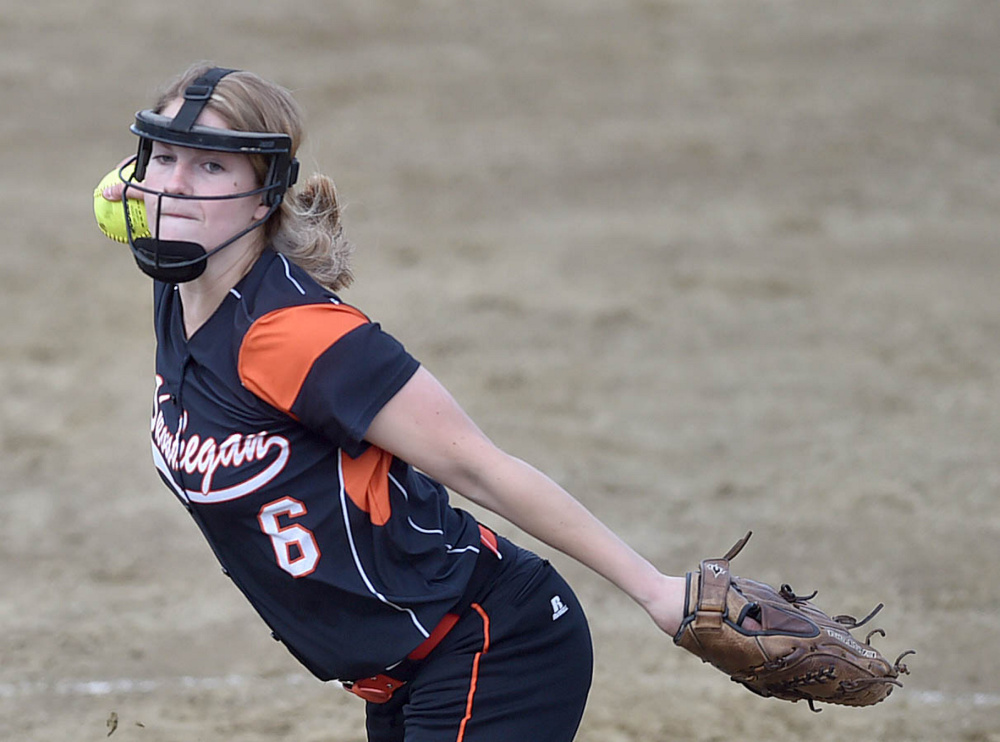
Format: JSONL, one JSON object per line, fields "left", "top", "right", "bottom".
{"left": 93, "top": 162, "right": 150, "bottom": 243}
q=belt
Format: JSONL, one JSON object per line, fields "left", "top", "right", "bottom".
{"left": 343, "top": 524, "right": 503, "bottom": 704}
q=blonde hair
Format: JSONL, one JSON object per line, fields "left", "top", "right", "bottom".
{"left": 153, "top": 63, "right": 354, "bottom": 291}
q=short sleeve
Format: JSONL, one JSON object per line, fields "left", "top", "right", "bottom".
{"left": 238, "top": 303, "right": 419, "bottom": 445}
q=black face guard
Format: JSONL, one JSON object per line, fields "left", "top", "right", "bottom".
{"left": 122, "top": 67, "right": 299, "bottom": 283}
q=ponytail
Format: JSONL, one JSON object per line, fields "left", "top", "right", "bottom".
{"left": 269, "top": 173, "right": 355, "bottom": 292}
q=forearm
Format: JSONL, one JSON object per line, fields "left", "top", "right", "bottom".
{"left": 450, "top": 450, "right": 686, "bottom": 633}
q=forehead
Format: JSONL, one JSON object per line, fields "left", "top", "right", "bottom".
{"left": 159, "top": 97, "right": 232, "bottom": 132}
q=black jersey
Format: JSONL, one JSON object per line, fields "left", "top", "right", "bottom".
{"left": 149, "top": 249, "right": 483, "bottom": 681}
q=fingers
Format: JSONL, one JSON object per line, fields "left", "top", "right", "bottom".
{"left": 101, "top": 156, "right": 139, "bottom": 202}
{"left": 102, "top": 181, "right": 129, "bottom": 202}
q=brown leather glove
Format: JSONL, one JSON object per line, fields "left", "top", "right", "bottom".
{"left": 674, "top": 532, "right": 915, "bottom": 711}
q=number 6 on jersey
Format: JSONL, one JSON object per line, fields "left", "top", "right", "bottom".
{"left": 258, "top": 496, "right": 321, "bottom": 577}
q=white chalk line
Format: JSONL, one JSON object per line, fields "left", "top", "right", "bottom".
{"left": 905, "top": 690, "right": 1000, "bottom": 708}
{"left": 0, "top": 673, "right": 316, "bottom": 700}
{"left": 0, "top": 675, "right": 997, "bottom": 709}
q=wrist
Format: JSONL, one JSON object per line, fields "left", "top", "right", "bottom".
{"left": 637, "top": 572, "right": 688, "bottom": 637}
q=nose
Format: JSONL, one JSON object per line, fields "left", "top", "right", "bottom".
{"left": 162, "top": 160, "right": 193, "bottom": 196}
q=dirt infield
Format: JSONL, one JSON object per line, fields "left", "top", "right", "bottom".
{"left": 2, "top": 1, "right": 999, "bottom": 739}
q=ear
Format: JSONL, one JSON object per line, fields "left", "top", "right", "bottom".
{"left": 253, "top": 199, "right": 271, "bottom": 221}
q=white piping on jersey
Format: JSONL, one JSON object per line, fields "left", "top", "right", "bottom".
{"left": 409, "top": 520, "right": 446, "bottom": 536}
{"left": 387, "top": 471, "right": 497, "bottom": 559}
{"left": 387, "top": 471, "right": 446, "bottom": 536}
{"left": 229, "top": 288, "right": 242, "bottom": 299}
{"left": 337, "top": 449, "right": 431, "bottom": 639}
{"left": 277, "top": 253, "right": 306, "bottom": 295}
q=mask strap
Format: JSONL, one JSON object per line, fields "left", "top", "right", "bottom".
{"left": 168, "top": 67, "right": 237, "bottom": 132}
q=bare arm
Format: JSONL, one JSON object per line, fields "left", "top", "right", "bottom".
{"left": 365, "top": 365, "right": 687, "bottom": 635}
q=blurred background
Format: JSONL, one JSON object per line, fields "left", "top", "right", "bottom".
{"left": 2, "top": 1, "right": 998, "bottom": 739}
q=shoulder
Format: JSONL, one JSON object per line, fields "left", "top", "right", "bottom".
{"left": 234, "top": 251, "right": 375, "bottom": 338}
{"left": 240, "top": 302, "right": 371, "bottom": 362}
{"left": 237, "top": 251, "right": 373, "bottom": 350}
{"left": 234, "top": 252, "right": 381, "bottom": 413}
{"left": 237, "top": 301, "right": 373, "bottom": 413}
{"left": 235, "top": 250, "right": 345, "bottom": 317}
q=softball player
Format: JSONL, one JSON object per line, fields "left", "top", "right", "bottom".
{"left": 103, "top": 64, "right": 697, "bottom": 742}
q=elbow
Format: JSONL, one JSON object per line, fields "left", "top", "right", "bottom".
{"left": 433, "top": 442, "right": 514, "bottom": 512}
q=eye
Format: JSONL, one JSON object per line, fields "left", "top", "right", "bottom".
{"left": 148, "top": 141, "right": 174, "bottom": 163}
{"left": 203, "top": 160, "right": 226, "bottom": 174}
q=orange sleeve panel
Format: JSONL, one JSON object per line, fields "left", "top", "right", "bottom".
{"left": 340, "top": 445, "right": 393, "bottom": 526}
{"left": 238, "top": 303, "right": 369, "bottom": 414}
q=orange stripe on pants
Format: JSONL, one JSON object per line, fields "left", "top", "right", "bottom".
{"left": 456, "top": 603, "right": 490, "bottom": 742}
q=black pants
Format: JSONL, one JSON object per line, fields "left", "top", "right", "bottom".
{"left": 366, "top": 539, "right": 593, "bottom": 742}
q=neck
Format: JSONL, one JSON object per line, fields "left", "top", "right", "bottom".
{"left": 178, "top": 243, "right": 261, "bottom": 338}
